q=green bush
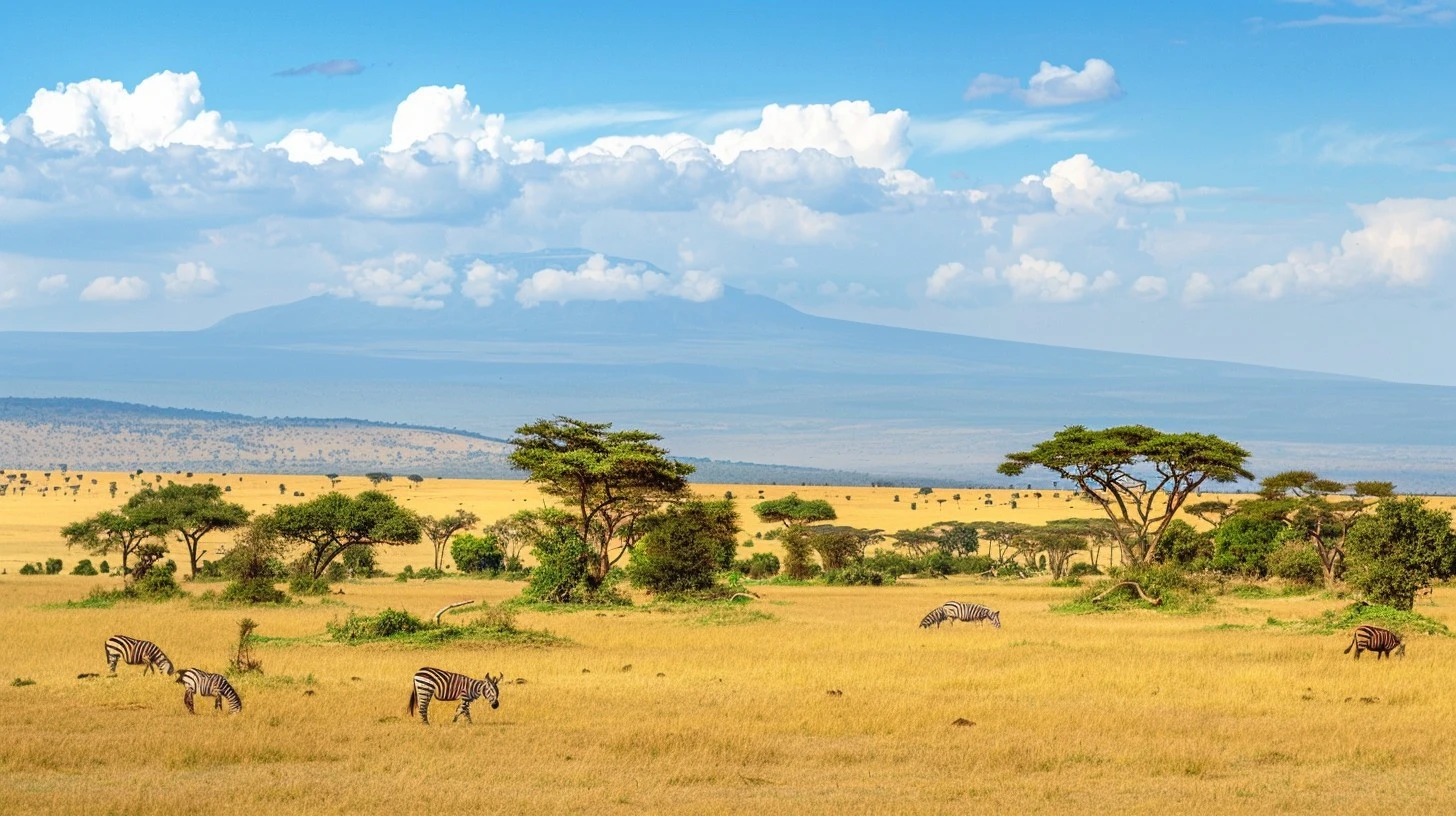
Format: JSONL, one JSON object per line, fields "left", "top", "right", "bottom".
{"left": 98, "top": 561, "right": 110, "bottom": 573}
{"left": 1267, "top": 541, "right": 1324, "bottom": 586}
{"left": 221, "top": 578, "right": 289, "bottom": 605}
{"left": 395, "top": 565, "right": 415, "bottom": 582}
{"left": 1345, "top": 498, "right": 1456, "bottom": 611}
{"left": 70, "top": 559, "right": 99, "bottom": 576}
{"left": 823, "top": 563, "right": 890, "bottom": 585}
{"left": 45, "top": 558, "right": 63, "bottom": 575}
{"left": 341, "top": 546, "right": 378, "bottom": 579}
{"left": 288, "top": 573, "right": 331, "bottom": 596}
{"left": 1212, "top": 516, "right": 1284, "bottom": 576}
{"left": 733, "top": 551, "right": 782, "bottom": 579}
{"left": 327, "top": 608, "right": 427, "bottom": 642}
{"left": 132, "top": 560, "right": 182, "bottom": 600}
{"left": 952, "top": 554, "right": 996, "bottom": 575}
{"left": 19, "top": 562, "right": 41, "bottom": 575}
{"left": 451, "top": 533, "right": 505, "bottom": 574}
{"left": 415, "top": 567, "right": 446, "bottom": 581}
{"left": 1157, "top": 519, "right": 1214, "bottom": 570}
{"left": 524, "top": 526, "right": 627, "bottom": 605}
{"left": 918, "top": 551, "right": 956, "bottom": 577}
{"left": 862, "top": 550, "right": 917, "bottom": 578}
{"left": 1068, "top": 562, "right": 1103, "bottom": 578}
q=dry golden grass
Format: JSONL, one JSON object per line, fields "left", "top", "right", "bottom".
{"left": 3, "top": 475, "right": 1456, "bottom": 813}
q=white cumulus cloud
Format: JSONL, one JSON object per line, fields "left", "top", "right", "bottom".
{"left": 80, "top": 275, "right": 150, "bottom": 301}
{"left": 36, "top": 274, "right": 68, "bottom": 294}
{"left": 1131, "top": 275, "right": 1168, "bottom": 300}
{"left": 514, "top": 253, "right": 722, "bottom": 307}
{"left": 265, "top": 129, "right": 361, "bottom": 165}
{"left": 339, "top": 253, "right": 455, "bottom": 309}
{"left": 1001, "top": 255, "right": 1112, "bottom": 302}
{"left": 1024, "top": 154, "right": 1178, "bottom": 215}
{"left": 26, "top": 71, "right": 243, "bottom": 151}
{"left": 385, "top": 85, "right": 546, "bottom": 163}
{"left": 965, "top": 59, "right": 1123, "bottom": 107}
{"left": 162, "top": 261, "right": 221, "bottom": 298}
{"left": 924, "top": 261, "right": 997, "bottom": 300}
{"left": 459, "top": 260, "right": 517, "bottom": 306}
{"left": 1236, "top": 197, "right": 1456, "bottom": 299}
{"left": 1182, "top": 272, "right": 1216, "bottom": 305}
{"left": 710, "top": 101, "right": 911, "bottom": 171}
{"left": 710, "top": 193, "right": 842, "bottom": 243}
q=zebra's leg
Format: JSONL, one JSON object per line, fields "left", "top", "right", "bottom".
{"left": 419, "top": 692, "right": 433, "bottom": 725}
{"left": 215, "top": 694, "right": 224, "bottom": 711}
{"left": 454, "top": 700, "right": 472, "bottom": 724}
{"left": 107, "top": 654, "right": 119, "bottom": 674}
{"left": 183, "top": 690, "right": 196, "bottom": 714}
{"left": 144, "top": 661, "right": 154, "bottom": 676}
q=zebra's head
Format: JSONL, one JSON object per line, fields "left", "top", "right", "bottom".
{"left": 1395, "top": 639, "right": 1407, "bottom": 658}
{"left": 157, "top": 654, "right": 175, "bottom": 676}
{"left": 481, "top": 672, "right": 503, "bottom": 709}
{"left": 919, "top": 608, "right": 943, "bottom": 628}
{"left": 989, "top": 610, "right": 1002, "bottom": 629}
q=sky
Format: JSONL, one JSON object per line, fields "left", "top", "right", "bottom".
{"left": 0, "top": 0, "right": 1454, "bottom": 383}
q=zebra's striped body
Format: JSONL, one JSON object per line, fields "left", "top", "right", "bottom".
{"left": 920, "top": 601, "right": 1002, "bottom": 629}
{"left": 176, "top": 668, "right": 242, "bottom": 713}
{"left": 407, "top": 667, "right": 501, "bottom": 725}
{"left": 1345, "top": 625, "right": 1405, "bottom": 660}
{"left": 105, "top": 635, "right": 174, "bottom": 676}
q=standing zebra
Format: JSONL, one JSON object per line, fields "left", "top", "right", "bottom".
{"left": 407, "top": 667, "right": 502, "bottom": 725}
{"left": 104, "top": 635, "right": 174, "bottom": 676}
{"left": 920, "top": 601, "right": 1002, "bottom": 629}
{"left": 175, "top": 668, "right": 243, "bottom": 714}
{"left": 1345, "top": 625, "right": 1406, "bottom": 660}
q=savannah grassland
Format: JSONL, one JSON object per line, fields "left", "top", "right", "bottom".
{"left": 4, "top": 474, "right": 1456, "bottom": 814}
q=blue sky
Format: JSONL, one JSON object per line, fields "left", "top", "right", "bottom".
{"left": 1, "top": 1, "right": 1454, "bottom": 382}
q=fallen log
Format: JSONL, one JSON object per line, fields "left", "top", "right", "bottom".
{"left": 434, "top": 600, "right": 476, "bottom": 624}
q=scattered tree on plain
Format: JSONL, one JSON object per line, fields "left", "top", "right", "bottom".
{"left": 998, "top": 425, "right": 1253, "bottom": 565}
{"left": 422, "top": 509, "right": 481, "bottom": 571}
{"left": 261, "top": 491, "right": 422, "bottom": 580}
{"left": 126, "top": 482, "right": 250, "bottom": 578}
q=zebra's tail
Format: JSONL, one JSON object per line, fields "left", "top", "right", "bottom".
{"left": 407, "top": 686, "right": 417, "bottom": 717}
{"left": 1343, "top": 635, "right": 1356, "bottom": 654}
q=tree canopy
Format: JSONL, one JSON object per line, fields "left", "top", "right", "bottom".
{"left": 126, "top": 482, "right": 250, "bottom": 578}
{"left": 1240, "top": 471, "right": 1394, "bottom": 587}
{"left": 262, "top": 491, "right": 422, "bottom": 579}
{"left": 1345, "top": 497, "right": 1456, "bottom": 610}
{"left": 61, "top": 509, "right": 157, "bottom": 578}
{"left": 509, "top": 417, "right": 694, "bottom": 585}
{"left": 998, "top": 425, "right": 1253, "bottom": 564}
{"left": 422, "top": 509, "right": 481, "bottom": 571}
{"left": 752, "top": 494, "right": 837, "bottom": 526}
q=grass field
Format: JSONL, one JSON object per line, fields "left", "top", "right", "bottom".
{"left": 3, "top": 475, "right": 1456, "bottom": 813}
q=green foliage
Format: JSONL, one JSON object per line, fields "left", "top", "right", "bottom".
{"left": 288, "top": 573, "right": 332, "bottom": 596}
{"left": 1345, "top": 498, "right": 1456, "bottom": 611}
{"left": 128, "top": 558, "right": 182, "bottom": 600}
{"left": 999, "top": 425, "right": 1253, "bottom": 564}
{"left": 341, "top": 544, "right": 378, "bottom": 579}
{"left": 451, "top": 533, "right": 506, "bottom": 573}
{"left": 938, "top": 522, "right": 980, "bottom": 556}
{"left": 415, "top": 567, "right": 447, "bottom": 580}
{"left": 1059, "top": 564, "right": 1212, "bottom": 615}
{"left": 124, "top": 482, "right": 250, "bottom": 578}
{"left": 62, "top": 508, "right": 156, "bottom": 577}
{"left": 524, "top": 523, "right": 628, "bottom": 605}
{"left": 1266, "top": 541, "right": 1324, "bottom": 586}
{"left": 98, "top": 561, "right": 110, "bottom": 573}
{"left": 70, "top": 559, "right": 99, "bottom": 576}
{"left": 1157, "top": 519, "right": 1214, "bottom": 569}
{"left": 752, "top": 493, "right": 837, "bottom": 526}
{"left": 11, "top": 678, "right": 36, "bottom": 687}
{"left": 263, "top": 490, "right": 421, "bottom": 580}
{"left": 510, "top": 417, "right": 694, "bottom": 584}
{"left": 776, "top": 525, "right": 817, "bottom": 580}
{"left": 862, "top": 550, "right": 917, "bottom": 577}
{"left": 1068, "top": 562, "right": 1103, "bottom": 578}
{"left": 823, "top": 563, "right": 890, "bottom": 585}
{"left": 733, "top": 551, "right": 781, "bottom": 579}
{"left": 628, "top": 501, "right": 741, "bottom": 595}
{"left": 1281, "top": 601, "right": 1451, "bottom": 637}
{"left": 326, "top": 604, "right": 564, "bottom": 646}
{"left": 18, "top": 563, "right": 41, "bottom": 575}
{"left": 44, "top": 558, "right": 62, "bottom": 575}
{"left": 1212, "top": 515, "right": 1285, "bottom": 576}
{"left": 423, "top": 509, "right": 481, "bottom": 571}
{"left": 220, "top": 578, "right": 288, "bottom": 604}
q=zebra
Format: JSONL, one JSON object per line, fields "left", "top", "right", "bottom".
{"left": 407, "top": 667, "right": 502, "bottom": 725}
{"left": 104, "top": 635, "right": 174, "bottom": 676}
{"left": 1344, "top": 625, "right": 1406, "bottom": 660}
{"left": 176, "top": 668, "right": 243, "bottom": 714}
{"left": 920, "top": 601, "right": 1002, "bottom": 629}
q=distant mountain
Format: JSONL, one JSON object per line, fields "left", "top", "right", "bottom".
{"left": 3, "top": 248, "right": 1455, "bottom": 489}
{"left": 0, "top": 398, "right": 883, "bottom": 485}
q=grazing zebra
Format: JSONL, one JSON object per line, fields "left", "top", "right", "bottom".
{"left": 175, "top": 668, "right": 243, "bottom": 714}
{"left": 920, "top": 601, "right": 1002, "bottom": 629}
{"left": 407, "top": 667, "right": 502, "bottom": 725}
{"left": 1345, "top": 625, "right": 1406, "bottom": 660}
{"left": 104, "top": 635, "right": 174, "bottom": 676}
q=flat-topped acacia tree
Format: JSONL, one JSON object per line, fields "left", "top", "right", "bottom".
{"left": 126, "top": 482, "right": 250, "bottom": 578}
{"left": 262, "top": 490, "right": 422, "bottom": 580}
{"left": 998, "top": 425, "right": 1253, "bottom": 565}
{"left": 509, "top": 417, "right": 694, "bottom": 587}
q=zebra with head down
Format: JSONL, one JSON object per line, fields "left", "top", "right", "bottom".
{"left": 408, "top": 667, "right": 502, "bottom": 725}
{"left": 920, "top": 601, "right": 1001, "bottom": 629}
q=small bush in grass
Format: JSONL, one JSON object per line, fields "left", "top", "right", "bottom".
{"left": 917, "top": 551, "right": 957, "bottom": 577}
{"left": 44, "top": 558, "right": 63, "bottom": 575}
{"left": 222, "top": 578, "right": 288, "bottom": 604}
{"left": 288, "top": 573, "right": 331, "bottom": 596}
{"left": 415, "top": 567, "right": 447, "bottom": 580}
{"left": 824, "top": 563, "right": 890, "bottom": 586}
{"left": 451, "top": 533, "right": 505, "bottom": 574}
{"left": 327, "top": 608, "right": 428, "bottom": 642}
{"left": 862, "top": 550, "right": 916, "bottom": 578}
{"left": 732, "top": 552, "right": 781, "bottom": 579}
{"left": 70, "top": 559, "right": 98, "bottom": 576}
{"left": 11, "top": 678, "right": 36, "bottom": 687}
{"left": 98, "top": 561, "right": 110, "bottom": 573}
{"left": 1060, "top": 564, "right": 1213, "bottom": 615}
{"left": 19, "top": 562, "right": 41, "bottom": 575}
{"left": 395, "top": 565, "right": 416, "bottom": 582}
{"left": 1068, "top": 562, "right": 1103, "bottom": 578}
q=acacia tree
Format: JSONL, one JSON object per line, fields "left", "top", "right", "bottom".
{"left": 1345, "top": 497, "right": 1456, "bottom": 610}
{"left": 974, "top": 521, "right": 1032, "bottom": 563}
{"left": 509, "top": 417, "right": 694, "bottom": 586}
{"left": 422, "top": 509, "right": 481, "bottom": 571}
{"left": 62, "top": 509, "right": 158, "bottom": 579}
{"left": 1030, "top": 529, "right": 1087, "bottom": 580}
{"left": 1042, "top": 517, "right": 1119, "bottom": 569}
{"left": 127, "top": 483, "right": 250, "bottom": 578}
{"left": 753, "top": 494, "right": 837, "bottom": 578}
{"left": 1249, "top": 471, "right": 1393, "bottom": 589}
{"left": 262, "top": 491, "right": 422, "bottom": 580}
{"left": 998, "top": 425, "right": 1253, "bottom": 565}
